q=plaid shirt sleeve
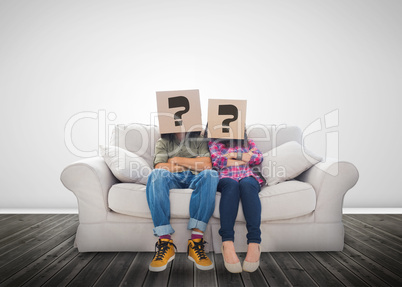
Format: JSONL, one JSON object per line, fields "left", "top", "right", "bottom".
{"left": 248, "top": 139, "right": 263, "bottom": 166}
{"left": 208, "top": 140, "right": 228, "bottom": 169}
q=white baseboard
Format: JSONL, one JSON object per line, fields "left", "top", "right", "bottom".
{"left": 0, "top": 208, "right": 401, "bottom": 214}
{"left": 0, "top": 208, "right": 79, "bottom": 214}
{"left": 343, "top": 208, "right": 402, "bottom": 214}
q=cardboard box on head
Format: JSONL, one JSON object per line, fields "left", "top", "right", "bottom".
{"left": 156, "top": 89, "right": 203, "bottom": 134}
{"left": 207, "top": 99, "right": 247, "bottom": 139}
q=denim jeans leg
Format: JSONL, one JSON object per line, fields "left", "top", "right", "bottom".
{"left": 146, "top": 169, "right": 178, "bottom": 236}
{"left": 187, "top": 169, "right": 219, "bottom": 232}
{"left": 217, "top": 178, "right": 240, "bottom": 242}
{"left": 239, "top": 177, "right": 262, "bottom": 244}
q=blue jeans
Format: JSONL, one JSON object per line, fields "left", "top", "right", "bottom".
{"left": 146, "top": 169, "right": 219, "bottom": 237}
{"left": 217, "top": 177, "right": 262, "bottom": 244}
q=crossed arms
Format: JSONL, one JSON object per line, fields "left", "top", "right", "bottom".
{"left": 224, "top": 148, "right": 258, "bottom": 166}
{"left": 155, "top": 157, "right": 212, "bottom": 172}
{"left": 155, "top": 147, "right": 258, "bottom": 172}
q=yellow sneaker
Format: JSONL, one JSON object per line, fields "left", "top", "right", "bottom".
{"left": 149, "top": 239, "right": 176, "bottom": 272}
{"left": 188, "top": 238, "right": 214, "bottom": 270}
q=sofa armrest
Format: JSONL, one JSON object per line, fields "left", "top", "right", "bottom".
{"left": 60, "top": 156, "right": 119, "bottom": 223}
{"left": 297, "top": 160, "right": 359, "bottom": 222}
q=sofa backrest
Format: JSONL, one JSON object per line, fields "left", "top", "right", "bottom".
{"left": 109, "top": 123, "right": 302, "bottom": 167}
{"left": 110, "top": 124, "right": 160, "bottom": 168}
{"left": 246, "top": 124, "right": 302, "bottom": 155}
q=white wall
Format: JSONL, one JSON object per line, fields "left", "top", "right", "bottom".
{"left": 0, "top": 0, "right": 401, "bottom": 210}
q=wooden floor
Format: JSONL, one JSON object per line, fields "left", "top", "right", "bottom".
{"left": 0, "top": 214, "right": 401, "bottom": 287}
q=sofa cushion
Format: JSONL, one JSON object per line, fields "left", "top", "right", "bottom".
{"left": 213, "top": 180, "right": 316, "bottom": 222}
{"left": 108, "top": 183, "right": 195, "bottom": 219}
{"left": 261, "top": 141, "right": 321, "bottom": 186}
{"left": 109, "top": 123, "right": 160, "bottom": 168}
{"left": 246, "top": 124, "right": 302, "bottom": 155}
{"left": 100, "top": 145, "right": 152, "bottom": 185}
{"left": 109, "top": 180, "right": 316, "bottom": 223}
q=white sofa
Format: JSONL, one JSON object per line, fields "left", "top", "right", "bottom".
{"left": 60, "top": 123, "right": 359, "bottom": 253}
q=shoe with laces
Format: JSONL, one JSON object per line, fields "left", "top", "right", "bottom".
{"left": 187, "top": 238, "right": 214, "bottom": 270}
{"left": 149, "top": 239, "right": 177, "bottom": 272}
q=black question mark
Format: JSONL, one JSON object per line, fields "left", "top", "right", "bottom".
{"left": 218, "top": 104, "right": 238, "bottom": 133}
{"left": 168, "top": 96, "right": 190, "bottom": 126}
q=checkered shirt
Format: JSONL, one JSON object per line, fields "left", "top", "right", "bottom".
{"left": 208, "top": 139, "right": 264, "bottom": 186}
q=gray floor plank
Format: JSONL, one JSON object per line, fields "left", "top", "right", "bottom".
{"left": 310, "top": 252, "right": 370, "bottom": 286}
{"left": 387, "top": 214, "right": 402, "bottom": 222}
{"left": 0, "top": 214, "right": 74, "bottom": 257}
{"left": 214, "top": 252, "right": 244, "bottom": 287}
{"left": 291, "top": 252, "right": 343, "bottom": 287}
{"left": 343, "top": 217, "right": 402, "bottom": 254}
{"left": 1, "top": 214, "right": 402, "bottom": 287}
{"left": 194, "top": 252, "right": 217, "bottom": 287}
{"left": 344, "top": 223, "right": 402, "bottom": 260}
{"left": 0, "top": 222, "right": 78, "bottom": 282}
{"left": 0, "top": 216, "right": 78, "bottom": 267}
{"left": 42, "top": 252, "right": 98, "bottom": 287}
{"left": 21, "top": 244, "right": 80, "bottom": 287}
{"left": 66, "top": 252, "right": 117, "bottom": 287}
{"left": 0, "top": 235, "right": 76, "bottom": 287}
{"left": 0, "top": 214, "right": 71, "bottom": 245}
{"left": 348, "top": 214, "right": 402, "bottom": 238}
{"left": 328, "top": 247, "right": 389, "bottom": 286}
{"left": 0, "top": 214, "right": 19, "bottom": 222}
{"left": 0, "top": 214, "right": 53, "bottom": 238}
{"left": 142, "top": 252, "right": 173, "bottom": 287}
{"left": 342, "top": 244, "right": 402, "bottom": 286}
{"left": 270, "top": 252, "right": 318, "bottom": 287}
{"left": 0, "top": 214, "right": 34, "bottom": 232}
{"left": 238, "top": 253, "right": 269, "bottom": 287}
{"left": 93, "top": 252, "right": 137, "bottom": 287}
{"left": 344, "top": 232, "right": 402, "bottom": 276}
{"left": 119, "top": 252, "right": 153, "bottom": 287}
{"left": 259, "top": 252, "right": 292, "bottom": 287}
{"left": 168, "top": 253, "right": 194, "bottom": 287}
{"left": 343, "top": 215, "right": 402, "bottom": 246}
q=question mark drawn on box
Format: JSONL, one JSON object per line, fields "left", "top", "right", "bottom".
{"left": 168, "top": 96, "right": 190, "bottom": 126}
{"left": 218, "top": 104, "right": 238, "bottom": 133}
